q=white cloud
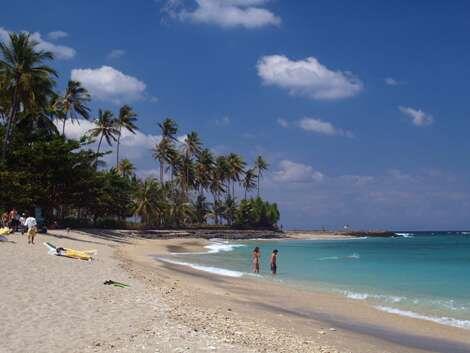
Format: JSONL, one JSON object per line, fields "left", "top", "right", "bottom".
{"left": 0, "top": 27, "right": 75, "bottom": 60}
{"left": 58, "top": 119, "right": 162, "bottom": 167}
{"left": 257, "top": 55, "right": 363, "bottom": 100}
{"left": 385, "top": 77, "right": 399, "bottom": 86}
{"left": 47, "top": 30, "right": 68, "bottom": 40}
{"left": 215, "top": 115, "right": 230, "bottom": 126}
{"left": 107, "top": 49, "right": 126, "bottom": 60}
{"left": 71, "top": 66, "right": 147, "bottom": 103}
{"left": 398, "top": 106, "right": 433, "bottom": 126}
{"left": 277, "top": 118, "right": 289, "bottom": 128}
{"left": 298, "top": 117, "right": 353, "bottom": 137}
{"left": 273, "top": 160, "right": 324, "bottom": 183}
{"left": 162, "top": 0, "right": 281, "bottom": 29}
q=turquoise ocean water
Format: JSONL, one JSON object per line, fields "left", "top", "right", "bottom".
{"left": 158, "top": 231, "right": 470, "bottom": 329}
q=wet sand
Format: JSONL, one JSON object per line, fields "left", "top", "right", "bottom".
{"left": 120, "top": 237, "right": 470, "bottom": 353}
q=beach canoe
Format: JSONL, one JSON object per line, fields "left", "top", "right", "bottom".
{"left": 43, "top": 242, "right": 97, "bottom": 261}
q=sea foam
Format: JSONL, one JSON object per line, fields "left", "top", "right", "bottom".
{"left": 157, "top": 257, "right": 244, "bottom": 278}
{"left": 375, "top": 306, "right": 470, "bottom": 329}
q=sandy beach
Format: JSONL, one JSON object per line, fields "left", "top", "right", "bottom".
{"left": 2, "top": 230, "right": 470, "bottom": 353}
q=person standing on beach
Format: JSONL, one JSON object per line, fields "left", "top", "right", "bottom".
{"left": 252, "top": 247, "right": 261, "bottom": 273}
{"left": 270, "top": 249, "right": 279, "bottom": 275}
{"left": 24, "top": 214, "right": 37, "bottom": 244}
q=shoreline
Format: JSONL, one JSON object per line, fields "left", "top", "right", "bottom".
{"left": 3, "top": 229, "right": 470, "bottom": 353}
{"left": 119, "top": 236, "right": 470, "bottom": 353}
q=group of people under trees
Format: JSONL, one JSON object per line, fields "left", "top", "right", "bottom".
{"left": 252, "top": 247, "right": 279, "bottom": 275}
{"left": 1, "top": 209, "right": 38, "bottom": 244}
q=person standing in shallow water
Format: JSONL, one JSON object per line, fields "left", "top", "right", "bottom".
{"left": 270, "top": 249, "right": 279, "bottom": 275}
{"left": 252, "top": 247, "right": 261, "bottom": 273}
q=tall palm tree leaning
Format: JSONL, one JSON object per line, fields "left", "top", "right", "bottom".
{"left": 115, "top": 105, "right": 137, "bottom": 168}
{"left": 254, "top": 155, "right": 269, "bottom": 197}
{"left": 89, "top": 109, "right": 119, "bottom": 161}
{"left": 0, "top": 32, "right": 57, "bottom": 161}
{"left": 54, "top": 80, "right": 91, "bottom": 136}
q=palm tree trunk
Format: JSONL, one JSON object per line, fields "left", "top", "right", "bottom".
{"left": 62, "top": 118, "right": 66, "bottom": 136}
{"left": 257, "top": 174, "right": 260, "bottom": 197}
{"left": 244, "top": 187, "right": 247, "bottom": 200}
{"left": 97, "top": 134, "right": 104, "bottom": 155}
{"left": 159, "top": 161, "right": 164, "bottom": 183}
{"left": 116, "top": 128, "right": 122, "bottom": 168}
{"left": 1, "top": 85, "right": 19, "bottom": 162}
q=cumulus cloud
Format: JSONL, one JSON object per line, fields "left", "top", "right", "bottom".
{"left": 107, "top": 49, "right": 126, "bottom": 60}
{"left": 0, "top": 27, "right": 75, "bottom": 60}
{"left": 273, "top": 160, "right": 324, "bottom": 183}
{"left": 71, "top": 66, "right": 147, "bottom": 103}
{"left": 57, "top": 119, "right": 161, "bottom": 166}
{"left": 47, "top": 30, "right": 68, "bottom": 40}
{"left": 257, "top": 55, "right": 363, "bottom": 100}
{"left": 298, "top": 117, "right": 353, "bottom": 137}
{"left": 398, "top": 106, "right": 433, "bottom": 126}
{"left": 162, "top": 0, "right": 281, "bottom": 28}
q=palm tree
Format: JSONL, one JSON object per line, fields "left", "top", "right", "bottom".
{"left": 195, "top": 148, "right": 215, "bottom": 195}
{"left": 154, "top": 118, "right": 178, "bottom": 183}
{"left": 254, "top": 155, "right": 269, "bottom": 197}
{"left": 89, "top": 110, "right": 119, "bottom": 157}
{"left": 117, "top": 158, "right": 135, "bottom": 178}
{"left": 0, "top": 32, "right": 57, "bottom": 160}
{"left": 134, "top": 178, "right": 159, "bottom": 225}
{"left": 153, "top": 138, "right": 171, "bottom": 183}
{"left": 242, "top": 168, "right": 257, "bottom": 200}
{"left": 227, "top": 153, "right": 246, "bottom": 199}
{"left": 115, "top": 105, "right": 137, "bottom": 168}
{"left": 158, "top": 118, "right": 178, "bottom": 141}
{"left": 54, "top": 80, "right": 91, "bottom": 136}
{"left": 181, "top": 131, "right": 202, "bottom": 196}
{"left": 192, "top": 194, "right": 210, "bottom": 224}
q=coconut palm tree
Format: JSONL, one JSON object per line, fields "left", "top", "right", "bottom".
{"left": 89, "top": 109, "right": 119, "bottom": 157}
{"left": 254, "top": 155, "right": 269, "bottom": 197}
{"left": 54, "top": 80, "right": 91, "bottom": 136}
{"left": 117, "top": 158, "right": 135, "bottom": 178}
{"left": 158, "top": 118, "right": 178, "bottom": 141}
{"left": 0, "top": 32, "right": 57, "bottom": 160}
{"left": 242, "top": 168, "right": 257, "bottom": 200}
{"left": 195, "top": 148, "right": 215, "bottom": 196}
{"left": 181, "top": 131, "right": 202, "bottom": 196}
{"left": 153, "top": 138, "right": 171, "bottom": 183}
{"left": 115, "top": 105, "right": 137, "bottom": 168}
{"left": 227, "top": 153, "right": 246, "bottom": 199}
{"left": 134, "top": 178, "right": 159, "bottom": 225}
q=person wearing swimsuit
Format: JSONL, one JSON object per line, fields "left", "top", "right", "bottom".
{"left": 270, "top": 249, "right": 279, "bottom": 275}
{"left": 252, "top": 247, "right": 261, "bottom": 273}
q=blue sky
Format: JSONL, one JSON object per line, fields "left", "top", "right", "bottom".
{"left": 2, "top": 0, "right": 470, "bottom": 229}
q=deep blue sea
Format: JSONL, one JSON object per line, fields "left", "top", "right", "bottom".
{"left": 159, "top": 231, "right": 470, "bottom": 329}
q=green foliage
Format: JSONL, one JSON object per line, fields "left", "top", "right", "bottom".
{"left": 235, "top": 197, "right": 280, "bottom": 228}
{"left": 0, "top": 30, "right": 280, "bottom": 229}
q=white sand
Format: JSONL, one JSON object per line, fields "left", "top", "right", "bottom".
{"left": 0, "top": 230, "right": 253, "bottom": 353}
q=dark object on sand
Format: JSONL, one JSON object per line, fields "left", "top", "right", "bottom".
{"left": 103, "top": 280, "right": 130, "bottom": 288}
